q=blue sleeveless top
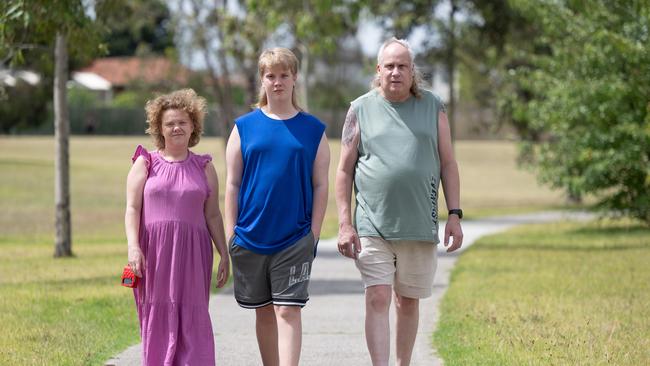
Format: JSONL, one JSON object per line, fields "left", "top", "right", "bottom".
{"left": 233, "top": 108, "right": 326, "bottom": 254}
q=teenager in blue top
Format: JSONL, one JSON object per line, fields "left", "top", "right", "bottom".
{"left": 225, "top": 47, "right": 330, "bottom": 366}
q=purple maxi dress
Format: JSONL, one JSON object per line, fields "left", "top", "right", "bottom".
{"left": 132, "top": 145, "right": 215, "bottom": 366}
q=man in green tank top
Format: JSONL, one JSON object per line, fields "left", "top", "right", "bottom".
{"left": 335, "top": 37, "right": 464, "bottom": 365}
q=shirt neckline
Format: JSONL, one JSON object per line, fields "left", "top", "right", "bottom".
{"left": 258, "top": 108, "right": 301, "bottom": 122}
{"left": 156, "top": 150, "right": 192, "bottom": 164}
{"left": 374, "top": 88, "right": 412, "bottom": 107}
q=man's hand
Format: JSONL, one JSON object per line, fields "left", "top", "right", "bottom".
{"left": 443, "top": 216, "right": 463, "bottom": 253}
{"left": 338, "top": 224, "right": 362, "bottom": 259}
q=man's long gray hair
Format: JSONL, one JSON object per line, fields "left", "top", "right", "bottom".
{"left": 371, "top": 37, "right": 424, "bottom": 98}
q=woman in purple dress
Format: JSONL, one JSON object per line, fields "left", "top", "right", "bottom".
{"left": 125, "top": 89, "right": 229, "bottom": 365}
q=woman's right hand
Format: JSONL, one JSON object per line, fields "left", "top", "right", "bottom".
{"left": 128, "top": 245, "right": 145, "bottom": 277}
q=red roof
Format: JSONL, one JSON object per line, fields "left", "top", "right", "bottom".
{"left": 78, "top": 57, "right": 190, "bottom": 87}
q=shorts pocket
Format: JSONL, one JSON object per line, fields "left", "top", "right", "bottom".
{"left": 310, "top": 231, "right": 319, "bottom": 258}
{"left": 228, "top": 235, "right": 237, "bottom": 254}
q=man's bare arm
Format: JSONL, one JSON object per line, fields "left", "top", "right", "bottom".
{"left": 336, "top": 106, "right": 361, "bottom": 258}
{"left": 341, "top": 107, "right": 359, "bottom": 147}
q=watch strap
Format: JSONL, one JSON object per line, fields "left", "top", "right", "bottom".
{"left": 448, "top": 209, "right": 463, "bottom": 219}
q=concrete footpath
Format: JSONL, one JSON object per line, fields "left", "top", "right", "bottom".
{"left": 105, "top": 211, "right": 592, "bottom": 366}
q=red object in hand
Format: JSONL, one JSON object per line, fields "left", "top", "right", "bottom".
{"left": 121, "top": 265, "right": 139, "bottom": 288}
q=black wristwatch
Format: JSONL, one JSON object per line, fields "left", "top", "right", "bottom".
{"left": 448, "top": 209, "right": 463, "bottom": 219}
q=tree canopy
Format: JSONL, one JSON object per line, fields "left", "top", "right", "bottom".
{"left": 97, "top": 0, "right": 175, "bottom": 56}
{"left": 502, "top": 0, "right": 650, "bottom": 223}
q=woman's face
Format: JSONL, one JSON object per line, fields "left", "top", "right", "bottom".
{"left": 161, "top": 109, "right": 194, "bottom": 149}
{"left": 261, "top": 65, "right": 296, "bottom": 105}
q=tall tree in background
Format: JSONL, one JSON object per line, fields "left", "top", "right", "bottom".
{"left": 52, "top": 32, "right": 72, "bottom": 257}
{"left": 461, "top": 0, "right": 544, "bottom": 141}
{"left": 99, "top": 0, "right": 175, "bottom": 56}
{"left": 218, "top": 2, "right": 274, "bottom": 107}
{"left": 248, "top": 0, "right": 362, "bottom": 111}
{"left": 174, "top": 0, "right": 237, "bottom": 139}
{"left": 1, "top": 0, "right": 104, "bottom": 256}
{"left": 503, "top": 0, "right": 650, "bottom": 223}
{"left": 366, "top": 0, "right": 470, "bottom": 141}
{"left": 445, "top": 0, "right": 458, "bottom": 142}
{"left": 174, "top": 0, "right": 361, "bottom": 132}
{"left": 365, "top": 0, "right": 438, "bottom": 38}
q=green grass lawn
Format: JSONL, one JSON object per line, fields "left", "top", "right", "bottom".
{"left": 434, "top": 219, "right": 650, "bottom": 365}
{"left": 0, "top": 136, "right": 567, "bottom": 365}
{"left": 0, "top": 241, "right": 138, "bottom": 365}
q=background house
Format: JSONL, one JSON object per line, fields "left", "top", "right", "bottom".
{"left": 71, "top": 56, "right": 192, "bottom": 102}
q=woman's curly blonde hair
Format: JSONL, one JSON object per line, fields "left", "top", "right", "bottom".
{"left": 145, "top": 88, "right": 207, "bottom": 149}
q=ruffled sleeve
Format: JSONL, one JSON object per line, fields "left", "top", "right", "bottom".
{"left": 196, "top": 153, "right": 212, "bottom": 168}
{"left": 131, "top": 145, "right": 151, "bottom": 168}
{"left": 197, "top": 153, "right": 213, "bottom": 197}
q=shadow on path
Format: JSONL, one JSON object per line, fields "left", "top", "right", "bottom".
{"left": 106, "top": 210, "right": 594, "bottom": 366}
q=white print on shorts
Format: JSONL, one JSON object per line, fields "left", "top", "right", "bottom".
{"left": 288, "top": 262, "right": 310, "bottom": 286}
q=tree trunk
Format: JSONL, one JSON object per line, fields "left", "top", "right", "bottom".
{"left": 214, "top": 27, "right": 236, "bottom": 141}
{"left": 198, "top": 44, "right": 229, "bottom": 139}
{"left": 297, "top": 42, "right": 310, "bottom": 111}
{"left": 567, "top": 191, "right": 583, "bottom": 205}
{"left": 53, "top": 33, "right": 72, "bottom": 257}
{"left": 246, "top": 71, "right": 257, "bottom": 108}
{"left": 188, "top": 0, "right": 236, "bottom": 144}
{"left": 447, "top": 0, "right": 457, "bottom": 145}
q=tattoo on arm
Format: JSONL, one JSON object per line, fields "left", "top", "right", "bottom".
{"left": 341, "top": 107, "right": 358, "bottom": 147}
{"left": 440, "top": 101, "right": 448, "bottom": 114}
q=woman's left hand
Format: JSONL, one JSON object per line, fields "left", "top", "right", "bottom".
{"left": 216, "top": 255, "right": 230, "bottom": 288}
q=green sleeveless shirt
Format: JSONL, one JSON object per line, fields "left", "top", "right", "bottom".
{"left": 351, "top": 88, "right": 443, "bottom": 243}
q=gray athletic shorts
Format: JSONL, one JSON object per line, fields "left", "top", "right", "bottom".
{"left": 229, "top": 231, "right": 317, "bottom": 308}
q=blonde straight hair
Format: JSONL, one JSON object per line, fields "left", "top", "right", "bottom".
{"left": 255, "top": 47, "right": 302, "bottom": 110}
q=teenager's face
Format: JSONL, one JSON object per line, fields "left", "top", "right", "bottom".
{"left": 261, "top": 65, "right": 296, "bottom": 104}
{"left": 161, "top": 109, "right": 193, "bottom": 148}
{"left": 377, "top": 42, "right": 413, "bottom": 102}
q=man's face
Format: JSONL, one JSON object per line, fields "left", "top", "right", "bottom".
{"left": 377, "top": 43, "right": 413, "bottom": 101}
